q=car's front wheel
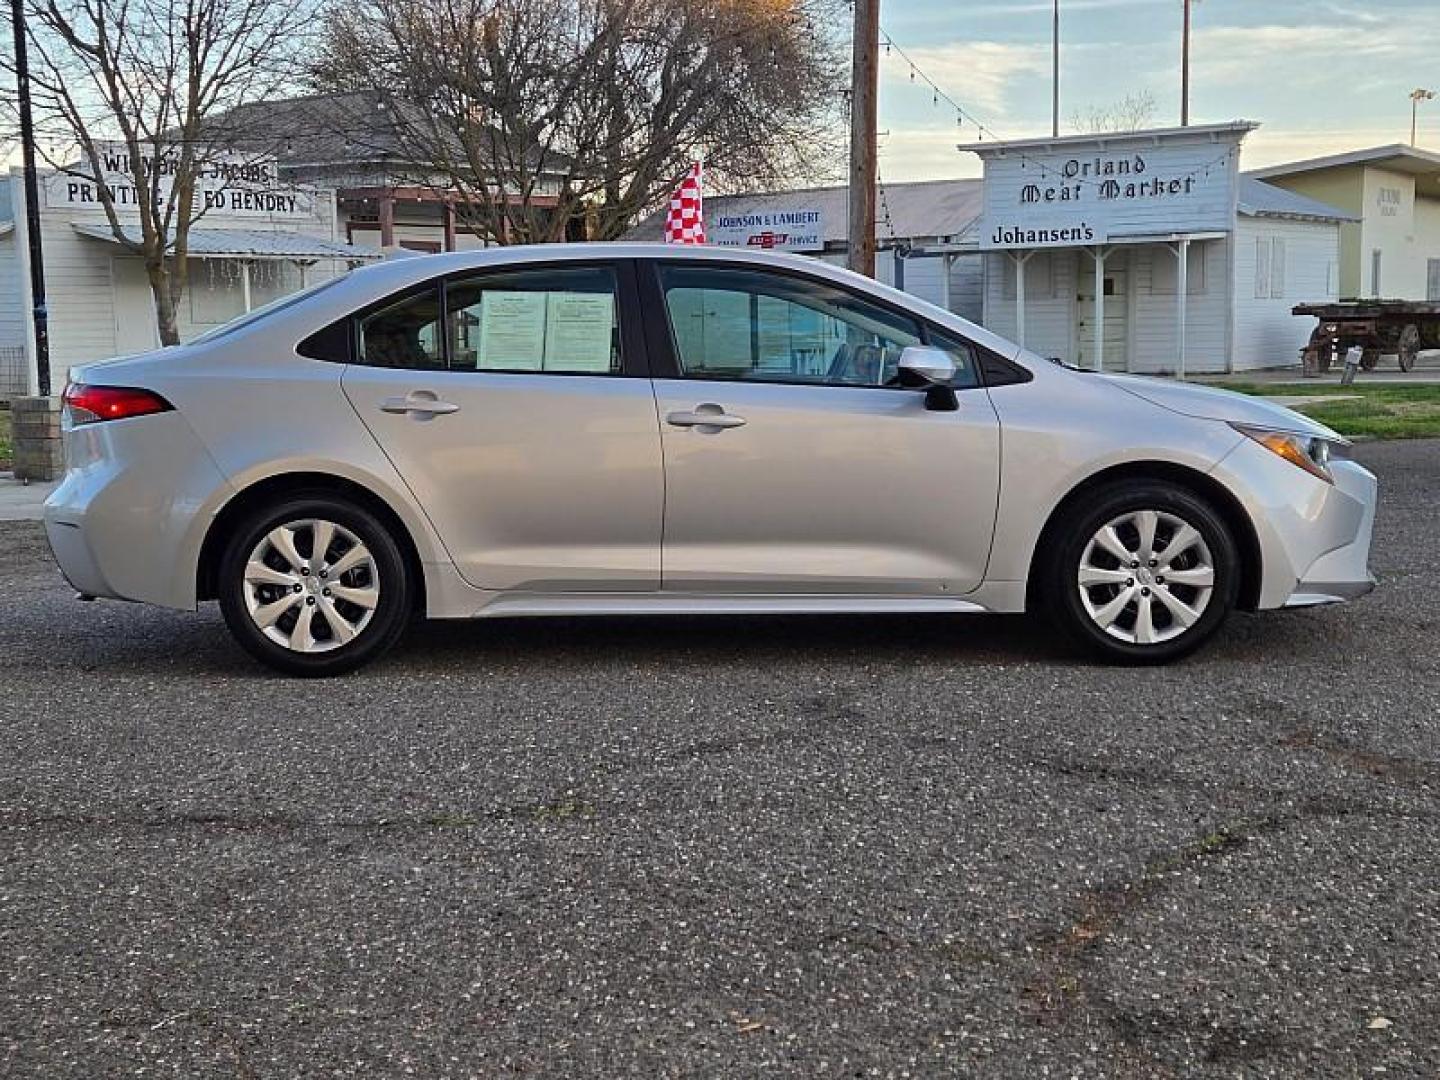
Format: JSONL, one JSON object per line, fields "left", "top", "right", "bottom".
{"left": 218, "top": 494, "right": 412, "bottom": 676}
{"left": 1042, "top": 481, "right": 1239, "bottom": 663}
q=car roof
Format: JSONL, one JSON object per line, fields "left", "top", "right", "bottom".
{"left": 238, "top": 242, "right": 1028, "bottom": 369}
{"left": 348, "top": 242, "right": 838, "bottom": 287}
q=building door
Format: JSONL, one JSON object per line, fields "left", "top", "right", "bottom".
{"left": 1075, "top": 255, "right": 1128, "bottom": 371}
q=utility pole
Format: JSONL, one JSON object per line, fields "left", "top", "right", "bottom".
{"left": 1180, "top": 0, "right": 1191, "bottom": 127}
{"left": 1051, "top": 0, "right": 1060, "bottom": 138}
{"left": 10, "top": 0, "right": 51, "bottom": 395}
{"left": 847, "top": 0, "right": 878, "bottom": 277}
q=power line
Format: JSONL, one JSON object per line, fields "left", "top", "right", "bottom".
{"left": 875, "top": 26, "right": 1237, "bottom": 191}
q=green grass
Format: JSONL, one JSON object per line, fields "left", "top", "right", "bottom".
{"left": 0, "top": 408, "right": 10, "bottom": 470}
{"left": 1212, "top": 382, "right": 1440, "bottom": 439}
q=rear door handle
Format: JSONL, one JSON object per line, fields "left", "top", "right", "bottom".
{"left": 666, "top": 404, "right": 746, "bottom": 431}
{"left": 380, "top": 392, "right": 460, "bottom": 417}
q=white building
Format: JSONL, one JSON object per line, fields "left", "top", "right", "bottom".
{"left": 0, "top": 157, "right": 378, "bottom": 396}
{"left": 1246, "top": 144, "right": 1440, "bottom": 300}
{"left": 963, "top": 122, "right": 1353, "bottom": 374}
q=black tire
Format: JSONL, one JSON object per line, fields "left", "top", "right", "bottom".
{"left": 218, "top": 493, "right": 412, "bottom": 676}
{"left": 1039, "top": 481, "right": 1240, "bottom": 665}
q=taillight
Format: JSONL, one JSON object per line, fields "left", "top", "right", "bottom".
{"left": 62, "top": 383, "right": 174, "bottom": 425}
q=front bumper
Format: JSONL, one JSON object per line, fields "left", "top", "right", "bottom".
{"left": 1210, "top": 439, "right": 1378, "bottom": 611}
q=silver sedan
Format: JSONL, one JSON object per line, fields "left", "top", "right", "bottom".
{"left": 44, "top": 245, "right": 1376, "bottom": 675}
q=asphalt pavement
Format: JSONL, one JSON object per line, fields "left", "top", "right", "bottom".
{"left": 1, "top": 440, "right": 1437, "bottom": 1078}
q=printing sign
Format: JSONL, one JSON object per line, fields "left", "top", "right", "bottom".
{"left": 711, "top": 208, "right": 824, "bottom": 252}
{"left": 45, "top": 144, "right": 317, "bottom": 219}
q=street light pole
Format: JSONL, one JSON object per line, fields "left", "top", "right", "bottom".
{"left": 1180, "top": 0, "right": 1191, "bottom": 126}
{"left": 1051, "top": 0, "right": 1060, "bottom": 138}
{"left": 9, "top": 0, "right": 51, "bottom": 396}
{"left": 1411, "top": 88, "right": 1435, "bottom": 146}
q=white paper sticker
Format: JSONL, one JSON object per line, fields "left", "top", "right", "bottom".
{"left": 478, "top": 291, "right": 547, "bottom": 370}
{"left": 544, "top": 292, "right": 614, "bottom": 372}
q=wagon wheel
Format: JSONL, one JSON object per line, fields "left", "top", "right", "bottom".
{"left": 1360, "top": 348, "right": 1380, "bottom": 371}
{"left": 1397, "top": 323, "right": 1420, "bottom": 372}
{"left": 1302, "top": 327, "right": 1333, "bottom": 375}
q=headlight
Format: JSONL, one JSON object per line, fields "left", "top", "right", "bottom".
{"left": 1230, "top": 423, "right": 1347, "bottom": 484}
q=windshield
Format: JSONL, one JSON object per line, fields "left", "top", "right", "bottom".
{"left": 189, "top": 272, "right": 351, "bottom": 345}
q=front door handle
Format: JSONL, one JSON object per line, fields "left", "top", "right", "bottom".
{"left": 666, "top": 404, "right": 746, "bottom": 431}
{"left": 380, "top": 392, "right": 460, "bottom": 417}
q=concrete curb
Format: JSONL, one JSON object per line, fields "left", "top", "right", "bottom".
{"left": 0, "top": 473, "right": 58, "bottom": 522}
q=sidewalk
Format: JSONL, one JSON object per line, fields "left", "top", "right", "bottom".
{"left": 0, "top": 474, "right": 58, "bottom": 522}
{"left": 1193, "top": 349, "right": 1440, "bottom": 386}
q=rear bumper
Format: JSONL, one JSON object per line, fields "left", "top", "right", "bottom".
{"left": 43, "top": 411, "right": 232, "bottom": 610}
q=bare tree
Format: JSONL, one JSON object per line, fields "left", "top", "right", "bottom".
{"left": 314, "top": 0, "right": 844, "bottom": 243}
{"left": 2, "top": 0, "right": 316, "bottom": 344}
{"left": 1070, "top": 90, "right": 1159, "bottom": 135}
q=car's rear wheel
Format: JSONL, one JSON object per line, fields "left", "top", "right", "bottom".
{"left": 1041, "top": 481, "right": 1239, "bottom": 663}
{"left": 218, "top": 495, "right": 411, "bottom": 676}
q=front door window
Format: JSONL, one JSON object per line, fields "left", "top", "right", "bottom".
{"left": 659, "top": 264, "right": 971, "bottom": 387}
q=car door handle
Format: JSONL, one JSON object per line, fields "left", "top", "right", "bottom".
{"left": 380, "top": 394, "right": 460, "bottom": 417}
{"left": 666, "top": 405, "right": 746, "bottom": 430}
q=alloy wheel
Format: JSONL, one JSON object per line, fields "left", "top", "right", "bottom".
{"left": 1076, "top": 509, "right": 1215, "bottom": 645}
{"left": 241, "top": 518, "right": 380, "bottom": 653}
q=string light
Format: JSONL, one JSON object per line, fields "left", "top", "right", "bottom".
{"left": 875, "top": 26, "right": 1237, "bottom": 192}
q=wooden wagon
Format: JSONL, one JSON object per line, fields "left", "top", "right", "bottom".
{"left": 1293, "top": 300, "right": 1440, "bottom": 374}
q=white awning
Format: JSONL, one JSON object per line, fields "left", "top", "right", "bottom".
{"left": 72, "top": 223, "right": 380, "bottom": 261}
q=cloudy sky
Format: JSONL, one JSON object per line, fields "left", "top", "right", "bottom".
{"left": 877, "top": 0, "right": 1440, "bottom": 180}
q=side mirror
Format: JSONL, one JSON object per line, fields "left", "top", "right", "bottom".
{"left": 895, "top": 345, "right": 959, "bottom": 412}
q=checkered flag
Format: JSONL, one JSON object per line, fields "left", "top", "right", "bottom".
{"left": 664, "top": 161, "right": 706, "bottom": 244}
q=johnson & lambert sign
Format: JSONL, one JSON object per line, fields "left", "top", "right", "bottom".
{"left": 711, "top": 208, "right": 824, "bottom": 252}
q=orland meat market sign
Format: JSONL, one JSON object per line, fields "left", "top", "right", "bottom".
{"left": 44, "top": 144, "right": 317, "bottom": 219}
{"left": 711, "top": 208, "right": 824, "bottom": 252}
{"left": 964, "top": 123, "right": 1252, "bottom": 251}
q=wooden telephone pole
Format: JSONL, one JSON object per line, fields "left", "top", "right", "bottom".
{"left": 10, "top": 0, "right": 50, "bottom": 394}
{"left": 847, "top": 0, "right": 879, "bottom": 277}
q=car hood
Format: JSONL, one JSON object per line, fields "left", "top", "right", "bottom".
{"left": 1098, "top": 373, "right": 1345, "bottom": 441}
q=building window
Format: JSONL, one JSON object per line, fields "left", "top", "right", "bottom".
{"left": 1253, "top": 237, "right": 1286, "bottom": 300}
{"left": 1371, "top": 249, "right": 1383, "bottom": 297}
{"left": 1428, "top": 258, "right": 1440, "bottom": 302}
{"left": 1000, "top": 253, "right": 1055, "bottom": 302}
{"left": 1151, "top": 243, "right": 1206, "bottom": 295}
{"left": 189, "top": 260, "right": 247, "bottom": 325}
{"left": 1254, "top": 237, "right": 1271, "bottom": 299}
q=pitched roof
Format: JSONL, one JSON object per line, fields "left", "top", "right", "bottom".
{"left": 1246, "top": 143, "right": 1440, "bottom": 181}
{"left": 1237, "top": 176, "right": 1355, "bottom": 222}
{"left": 72, "top": 223, "right": 381, "bottom": 260}
{"left": 627, "top": 177, "right": 984, "bottom": 244}
{"left": 210, "top": 91, "right": 571, "bottom": 177}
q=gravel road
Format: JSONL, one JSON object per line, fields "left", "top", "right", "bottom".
{"left": 1, "top": 439, "right": 1437, "bottom": 1078}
